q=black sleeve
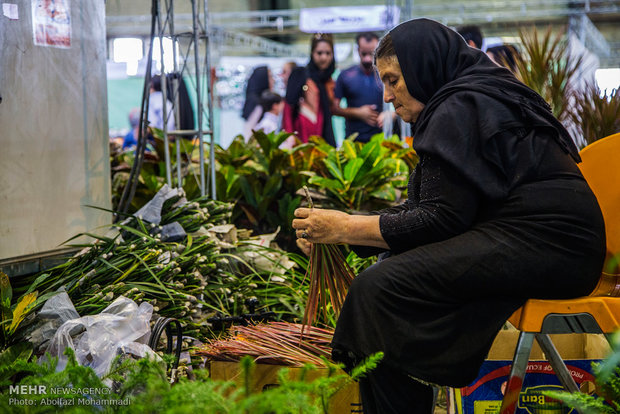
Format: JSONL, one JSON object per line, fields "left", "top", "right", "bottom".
{"left": 378, "top": 155, "right": 481, "bottom": 254}
{"left": 349, "top": 201, "right": 414, "bottom": 258}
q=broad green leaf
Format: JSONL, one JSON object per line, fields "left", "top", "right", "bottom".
{"left": 324, "top": 158, "right": 345, "bottom": 183}
{"left": 308, "top": 176, "right": 345, "bottom": 191}
{"left": 262, "top": 174, "right": 283, "bottom": 198}
{"left": 24, "top": 273, "right": 51, "bottom": 296}
{"left": 238, "top": 176, "right": 258, "bottom": 209}
{"left": 252, "top": 129, "right": 273, "bottom": 156}
{"left": 343, "top": 158, "right": 364, "bottom": 183}
{"left": 274, "top": 131, "right": 294, "bottom": 148}
{"left": 341, "top": 140, "right": 358, "bottom": 160}
{"left": 8, "top": 292, "right": 38, "bottom": 334}
{"left": 370, "top": 184, "right": 397, "bottom": 201}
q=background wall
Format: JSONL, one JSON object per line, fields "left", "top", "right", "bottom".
{"left": 0, "top": 0, "right": 111, "bottom": 260}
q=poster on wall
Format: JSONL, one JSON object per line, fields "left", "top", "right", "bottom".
{"left": 300, "top": 6, "right": 400, "bottom": 33}
{"left": 32, "top": 0, "right": 71, "bottom": 48}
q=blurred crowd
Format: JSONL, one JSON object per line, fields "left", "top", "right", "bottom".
{"left": 111, "top": 24, "right": 519, "bottom": 152}
{"left": 239, "top": 25, "right": 519, "bottom": 148}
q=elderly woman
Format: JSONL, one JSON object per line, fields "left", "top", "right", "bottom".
{"left": 292, "top": 19, "right": 605, "bottom": 413}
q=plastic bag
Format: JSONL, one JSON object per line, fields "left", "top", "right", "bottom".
{"left": 133, "top": 184, "right": 182, "bottom": 224}
{"left": 44, "top": 296, "right": 156, "bottom": 377}
{"left": 27, "top": 290, "right": 80, "bottom": 353}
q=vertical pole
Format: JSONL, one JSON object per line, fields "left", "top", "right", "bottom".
{"left": 204, "top": 0, "right": 217, "bottom": 200}
{"left": 500, "top": 332, "right": 534, "bottom": 414}
{"left": 158, "top": 0, "right": 172, "bottom": 187}
{"left": 168, "top": 0, "right": 183, "bottom": 188}
{"left": 191, "top": 0, "right": 205, "bottom": 196}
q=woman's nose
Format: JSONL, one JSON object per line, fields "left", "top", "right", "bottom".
{"left": 383, "top": 89, "right": 393, "bottom": 103}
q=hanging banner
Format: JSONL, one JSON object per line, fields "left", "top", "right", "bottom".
{"left": 299, "top": 6, "right": 400, "bottom": 33}
{"left": 32, "top": 0, "right": 71, "bottom": 48}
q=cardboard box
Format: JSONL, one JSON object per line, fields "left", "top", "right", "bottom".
{"left": 448, "top": 330, "right": 611, "bottom": 414}
{"left": 209, "top": 360, "right": 362, "bottom": 413}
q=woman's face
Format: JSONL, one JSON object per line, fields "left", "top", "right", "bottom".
{"left": 377, "top": 56, "right": 425, "bottom": 123}
{"left": 312, "top": 41, "right": 334, "bottom": 71}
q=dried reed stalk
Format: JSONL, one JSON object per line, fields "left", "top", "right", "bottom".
{"left": 301, "top": 187, "right": 356, "bottom": 331}
{"left": 196, "top": 321, "right": 334, "bottom": 366}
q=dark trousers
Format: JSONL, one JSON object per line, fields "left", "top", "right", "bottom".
{"left": 358, "top": 362, "right": 435, "bottom": 414}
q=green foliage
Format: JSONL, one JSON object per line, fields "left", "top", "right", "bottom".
{"left": 214, "top": 132, "right": 307, "bottom": 249}
{"left": 543, "top": 330, "right": 620, "bottom": 413}
{"left": 0, "top": 272, "right": 57, "bottom": 350}
{"left": 307, "top": 134, "right": 417, "bottom": 211}
{"left": 570, "top": 86, "right": 620, "bottom": 148}
{"left": 0, "top": 343, "right": 383, "bottom": 414}
{"left": 111, "top": 128, "right": 416, "bottom": 252}
{"left": 515, "top": 26, "right": 583, "bottom": 123}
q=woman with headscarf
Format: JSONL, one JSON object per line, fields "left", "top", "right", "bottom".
{"left": 242, "top": 65, "right": 273, "bottom": 139}
{"left": 282, "top": 33, "right": 336, "bottom": 146}
{"left": 292, "top": 19, "right": 605, "bottom": 412}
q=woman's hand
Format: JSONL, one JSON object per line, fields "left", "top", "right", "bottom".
{"left": 292, "top": 207, "right": 388, "bottom": 255}
{"left": 292, "top": 208, "right": 351, "bottom": 244}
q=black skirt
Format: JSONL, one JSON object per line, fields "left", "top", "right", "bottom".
{"left": 332, "top": 177, "right": 606, "bottom": 387}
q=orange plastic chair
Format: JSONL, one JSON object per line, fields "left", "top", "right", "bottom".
{"left": 500, "top": 132, "right": 620, "bottom": 414}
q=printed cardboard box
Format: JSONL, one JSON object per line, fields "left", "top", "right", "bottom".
{"left": 209, "top": 361, "right": 362, "bottom": 414}
{"left": 448, "top": 330, "right": 610, "bottom": 414}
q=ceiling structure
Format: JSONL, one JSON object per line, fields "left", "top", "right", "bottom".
{"left": 105, "top": 1, "right": 620, "bottom": 67}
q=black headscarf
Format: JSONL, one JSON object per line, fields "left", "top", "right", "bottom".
{"left": 387, "top": 19, "right": 581, "bottom": 198}
{"left": 285, "top": 44, "right": 336, "bottom": 146}
{"left": 242, "top": 66, "right": 270, "bottom": 120}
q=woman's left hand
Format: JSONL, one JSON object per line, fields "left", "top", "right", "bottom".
{"left": 292, "top": 208, "right": 350, "bottom": 245}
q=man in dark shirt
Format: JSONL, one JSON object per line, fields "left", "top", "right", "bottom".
{"left": 332, "top": 32, "right": 386, "bottom": 143}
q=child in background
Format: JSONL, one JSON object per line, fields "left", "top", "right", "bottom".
{"left": 254, "top": 90, "right": 284, "bottom": 134}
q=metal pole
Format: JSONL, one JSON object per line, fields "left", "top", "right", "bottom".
{"left": 168, "top": 0, "right": 183, "bottom": 188}
{"left": 158, "top": 0, "right": 173, "bottom": 187}
{"left": 204, "top": 0, "right": 217, "bottom": 200}
{"left": 191, "top": 0, "right": 205, "bottom": 196}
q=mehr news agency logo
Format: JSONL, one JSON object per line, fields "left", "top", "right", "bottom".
{"left": 8, "top": 384, "right": 130, "bottom": 407}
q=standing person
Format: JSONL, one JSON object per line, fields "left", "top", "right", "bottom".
{"left": 332, "top": 32, "right": 386, "bottom": 143}
{"left": 292, "top": 19, "right": 605, "bottom": 413}
{"left": 282, "top": 33, "right": 336, "bottom": 146}
{"left": 242, "top": 65, "right": 274, "bottom": 140}
{"left": 148, "top": 74, "right": 176, "bottom": 132}
{"left": 457, "top": 24, "right": 483, "bottom": 49}
{"left": 122, "top": 107, "right": 141, "bottom": 150}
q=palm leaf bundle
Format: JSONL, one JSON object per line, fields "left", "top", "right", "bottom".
{"left": 514, "top": 26, "right": 583, "bottom": 123}
{"left": 196, "top": 321, "right": 334, "bottom": 367}
{"left": 301, "top": 187, "right": 356, "bottom": 330}
{"left": 570, "top": 86, "right": 620, "bottom": 147}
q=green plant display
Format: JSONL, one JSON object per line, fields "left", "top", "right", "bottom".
{"left": 515, "top": 26, "right": 583, "bottom": 123}
{"left": 0, "top": 346, "right": 383, "bottom": 414}
{"left": 307, "top": 134, "right": 417, "bottom": 211}
{"left": 570, "top": 86, "right": 620, "bottom": 147}
{"left": 543, "top": 330, "right": 620, "bottom": 413}
{"left": 0, "top": 272, "right": 57, "bottom": 351}
{"left": 215, "top": 131, "right": 308, "bottom": 249}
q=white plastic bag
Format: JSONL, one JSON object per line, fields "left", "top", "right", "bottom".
{"left": 44, "top": 296, "right": 156, "bottom": 377}
{"left": 27, "top": 290, "right": 80, "bottom": 353}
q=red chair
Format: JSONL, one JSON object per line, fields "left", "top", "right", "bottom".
{"left": 500, "top": 133, "right": 620, "bottom": 414}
